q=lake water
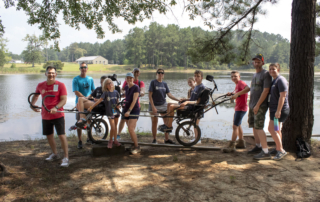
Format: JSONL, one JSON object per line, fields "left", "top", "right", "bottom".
{"left": 0, "top": 72, "right": 320, "bottom": 141}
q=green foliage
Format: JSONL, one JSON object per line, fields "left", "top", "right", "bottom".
{"left": 10, "top": 63, "right": 16, "bottom": 68}
{"left": 43, "top": 60, "right": 64, "bottom": 70}
{"left": 0, "top": 50, "right": 5, "bottom": 67}
{"left": 22, "top": 34, "right": 46, "bottom": 67}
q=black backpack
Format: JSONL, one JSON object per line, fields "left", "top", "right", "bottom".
{"left": 295, "top": 138, "right": 311, "bottom": 161}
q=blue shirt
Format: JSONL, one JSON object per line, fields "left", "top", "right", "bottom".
{"left": 101, "top": 90, "right": 120, "bottom": 116}
{"left": 190, "top": 83, "right": 205, "bottom": 102}
{"left": 149, "top": 79, "right": 170, "bottom": 106}
{"left": 72, "top": 75, "right": 95, "bottom": 104}
{"left": 269, "top": 75, "right": 289, "bottom": 112}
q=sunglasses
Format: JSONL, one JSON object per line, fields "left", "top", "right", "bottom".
{"left": 80, "top": 66, "right": 87, "bottom": 69}
{"left": 157, "top": 72, "right": 164, "bottom": 75}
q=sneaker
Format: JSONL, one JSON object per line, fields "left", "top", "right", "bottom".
{"left": 152, "top": 139, "right": 157, "bottom": 144}
{"left": 86, "top": 138, "right": 93, "bottom": 145}
{"left": 60, "top": 157, "right": 69, "bottom": 167}
{"left": 247, "top": 146, "right": 262, "bottom": 154}
{"left": 269, "top": 148, "right": 277, "bottom": 155}
{"left": 164, "top": 139, "right": 175, "bottom": 144}
{"left": 158, "top": 125, "right": 173, "bottom": 132}
{"left": 75, "top": 119, "right": 88, "bottom": 129}
{"left": 77, "top": 140, "right": 83, "bottom": 149}
{"left": 45, "top": 153, "right": 60, "bottom": 161}
{"left": 130, "top": 146, "right": 141, "bottom": 154}
{"left": 235, "top": 139, "right": 246, "bottom": 149}
{"left": 69, "top": 125, "right": 78, "bottom": 131}
{"left": 253, "top": 151, "right": 271, "bottom": 160}
{"left": 222, "top": 141, "right": 236, "bottom": 153}
{"left": 273, "top": 151, "right": 287, "bottom": 161}
{"left": 117, "top": 135, "right": 121, "bottom": 140}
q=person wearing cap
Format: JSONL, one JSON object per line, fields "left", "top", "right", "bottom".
{"left": 247, "top": 54, "right": 272, "bottom": 160}
{"left": 149, "top": 68, "right": 181, "bottom": 144}
{"left": 122, "top": 72, "right": 141, "bottom": 154}
{"left": 117, "top": 68, "right": 145, "bottom": 140}
{"left": 72, "top": 62, "right": 95, "bottom": 149}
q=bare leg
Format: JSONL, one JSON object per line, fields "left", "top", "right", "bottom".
{"left": 256, "top": 129, "right": 268, "bottom": 149}
{"left": 114, "top": 117, "right": 119, "bottom": 137}
{"left": 118, "top": 119, "right": 126, "bottom": 136}
{"left": 151, "top": 115, "right": 158, "bottom": 140}
{"left": 77, "top": 97, "right": 95, "bottom": 120}
{"left": 194, "top": 119, "right": 200, "bottom": 139}
{"left": 58, "top": 135, "right": 69, "bottom": 158}
{"left": 127, "top": 119, "right": 138, "bottom": 147}
{"left": 167, "top": 104, "right": 181, "bottom": 128}
{"left": 231, "top": 125, "right": 239, "bottom": 142}
{"left": 268, "top": 121, "right": 284, "bottom": 152}
{"left": 253, "top": 128, "right": 260, "bottom": 145}
{"left": 77, "top": 129, "right": 82, "bottom": 141}
{"left": 238, "top": 125, "right": 244, "bottom": 140}
{"left": 46, "top": 133, "right": 57, "bottom": 155}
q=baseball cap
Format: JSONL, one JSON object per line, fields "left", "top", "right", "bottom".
{"left": 133, "top": 68, "right": 140, "bottom": 72}
{"left": 126, "top": 72, "right": 134, "bottom": 78}
{"left": 252, "top": 54, "right": 264, "bottom": 63}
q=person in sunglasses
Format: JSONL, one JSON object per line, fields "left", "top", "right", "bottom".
{"left": 72, "top": 62, "right": 95, "bottom": 149}
{"left": 149, "top": 68, "right": 180, "bottom": 144}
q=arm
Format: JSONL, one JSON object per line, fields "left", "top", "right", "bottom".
{"left": 87, "top": 98, "right": 103, "bottom": 112}
{"left": 30, "top": 94, "right": 40, "bottom": 112}
{"left": 231, "top": 86, "right": 250, "bottom": 100}
{"left": 50, "top": 95, "right": 67, "bottom": 114}
{"left": 167, "top": 92, "right": 180, "bottom": 102}
{"left": 149, "top": 91, "right": 157, "bottom": 113}
{"left": 74, "top": 91, "right": 86, "bottom": 98}
{"left": 253, "top": 88, "right": 270, "bottom": 114}
{"left": 140, "top": 87, "right": 146, "bottom": 97}
{"left": 275, "top": 92, "right": 287, "bottom": 119}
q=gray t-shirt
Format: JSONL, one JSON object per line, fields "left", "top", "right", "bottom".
{"left": 269, "top": 75, "right": 289, "bottom": 112}
{"left": 249, "top": 69, "right": 272, "bottom": 109}
{"left": 149, "top": 79, "right": 170, "bottom": 106}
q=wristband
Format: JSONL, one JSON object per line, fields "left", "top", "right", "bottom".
{"left": 55, "top": 106, "right": 59, "bottom": 109}
{"left": 127, "top": 109, "right": 132, "bottom": 112}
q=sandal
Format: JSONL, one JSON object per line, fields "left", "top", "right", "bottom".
{"left": 75, "top": 118, "right": 88, "bottom": 129}
{"left": 107, "top": 140, "right": 113, "bottom": 149}
{"left": 113, "top": 140, "right": 121, "bottom": 147}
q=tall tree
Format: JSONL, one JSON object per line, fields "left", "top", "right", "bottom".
{"left": 22, "top": 34, "right": 46, "bottom": 67}
{"left": 282, "top": 0, "right": 316, "bottom": 150}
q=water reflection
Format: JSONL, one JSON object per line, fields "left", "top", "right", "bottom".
{"left": 0, "top": 72, "right": 319, "bottom": 141}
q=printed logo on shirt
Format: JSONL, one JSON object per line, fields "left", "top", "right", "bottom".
{"left": 155, "top": 86, "right": 166, "bottom": 90}
{"left": 53, "top": 85, "right": 59, "bottom": 92}
{"left": 41, "top": 89, "right": 46, "bottom": 94}
{"left": 83, "top": 82, "right": 89, "bottom": 89}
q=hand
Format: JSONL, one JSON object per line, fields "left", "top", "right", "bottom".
{"left": 179, "top": 98, "right": 186, "bottom": 102}
{"left": 125, "top": 111, "right": 130, "bottom": 117}
{"left": 152, "top": 107, "right": 158, "bottom": 114}
{"left": 275, "top": 111, "right": 281, "bottom": 119}
{"left": 231, "top": 94, "right": 238, "bottom": 100}
{"left": 180, "top": 101, "right": 188, "bottom": 107}
{"left": 50, "top": 108, "right": 57, "bottom": 114}
{"left": 140, "top": 92, "right": 145, "bottom": 97}
{"left": 116, "top": 105, "right": 121, "bottom": 109}
{"left": 94, "top": 98, "right": 98, "bottom": 102}
{"left": 253, "top": 105, "right": 259, "bottom": 115}
{"left": 30, "top": 105, "right": 40, "bottom": 112}
{"left": 227, "top": 92, "right": 232, "bottom": 96}
{"left": 88, "top": 107, "right": 92, "bottom": 112}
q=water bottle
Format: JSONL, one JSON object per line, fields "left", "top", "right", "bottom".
{"left": 274, "top": 118, "right": 279, "bottom": 131}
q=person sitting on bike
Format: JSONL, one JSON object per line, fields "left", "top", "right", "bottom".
{"left": 187, "top": 77, "right": 196, "bottom": 99}
{"left": 149, "top": 68, "right": 181, "bottom": 144}
{"left": 78, "top": 78, "right": 121, "bottom": 148}
{"left": 159, "top": 70, "right": 205, "bottom": 141}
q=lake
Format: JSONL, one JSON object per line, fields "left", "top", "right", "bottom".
{"left": 0, "top": 71, "right": 319, "bottom": 141}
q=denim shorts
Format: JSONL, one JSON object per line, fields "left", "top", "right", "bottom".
{"left": 233, "top": 111, "right": 247, "bottom": 126}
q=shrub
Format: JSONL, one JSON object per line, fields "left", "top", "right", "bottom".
{"left": 43, "top": 60, "right": 64, "bottom": 70}
{"left": 10, "top": 63, "right": 16, "bottom": 68}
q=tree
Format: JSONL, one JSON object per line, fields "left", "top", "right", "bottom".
{"left": 282, "top": 0, "right": 316, "bottom": 150}
{"left": 0, "top": 36, "right": 11, "bottom": 67}
{"left": 0, "top": 50, "right": 5, "bottom": 67}
{"left": 69, "top": 43, "right": 78, "bottom": 62}
{"left": 74, "top": 48, "right": 87, "bottom": 59}
{"left": 22, "top": 34, "right": 46, "bottom": 67}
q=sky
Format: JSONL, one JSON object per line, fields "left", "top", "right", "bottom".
{"left": 0, "top": 0, "right": 292, "bottom": 54}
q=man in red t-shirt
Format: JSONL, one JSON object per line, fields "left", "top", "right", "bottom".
{"left": 222, "top": 70, "right": 250, "bottom": 153}
{"left": 30, "top": 66, "right": 69, "bottom": 167}
{"left": 117, "top": 68, "right": 145, "bottom": 140}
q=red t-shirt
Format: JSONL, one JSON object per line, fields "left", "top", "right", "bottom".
{"left": 234, "top": 80, "right": 248, "bottom": 111}
{"left": 122, "top": 80, "right": 145, "bottom": 107}
{"left": 35, "top": 80, "right": 67, "bottom": 120}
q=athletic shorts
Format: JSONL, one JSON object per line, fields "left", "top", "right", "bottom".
{"left": 248, "top": 106, "right": 268, "bottom": 130}
{"left": 233, "top": 111, "right": 247, "bottom": 126}
{"left": 270, "top": 108, "right": 290, "bottom": 122}
{"left": 121, "top": 109, "right": 140, "bottom": 120}
{"left": 149, "top": 102, "right": 167, "bottom": 113}
{"left": 42, "top": 117, "right": 65, "bottom": 135}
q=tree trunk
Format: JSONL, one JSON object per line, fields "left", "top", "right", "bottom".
{"left": 282, "top": 0, "right": 315, "bottom": 151}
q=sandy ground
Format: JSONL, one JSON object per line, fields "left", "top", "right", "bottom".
{"left": 0, "top": 134, "right": 320, "bottom": 202}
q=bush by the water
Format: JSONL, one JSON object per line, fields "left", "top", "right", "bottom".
{"left": 43, "top": 60, "right": 64, "bottom": 70}
{"left": 10, "top": 63, "right": 16, "bottom": 68}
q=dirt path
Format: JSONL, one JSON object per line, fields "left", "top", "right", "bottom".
{"left": 0, "top": 136, "right": 319, "bottom": 202}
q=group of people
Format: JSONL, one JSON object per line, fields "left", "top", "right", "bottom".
{"left": 222, "top": 53, "right": 289, "bottom": 161}
{"left": 29, "top": 53, "right": 290, "bottom": 167}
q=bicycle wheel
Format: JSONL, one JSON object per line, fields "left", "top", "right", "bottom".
{"left": 87, "top": 118, "right": 109, "bottom": 143}
{"left": 175, "top": 121, "right": 201, "bottom": 147}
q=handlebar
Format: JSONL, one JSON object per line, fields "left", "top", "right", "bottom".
{"left": 42, "top": 95, "right": 55, "bottom": 112}
{"left": 28, "top": 93, "right": 41, "bottom": 109}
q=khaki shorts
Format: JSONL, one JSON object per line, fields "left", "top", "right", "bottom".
{"left": 248, "top": 106, "right": 268, "bottom": 130}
